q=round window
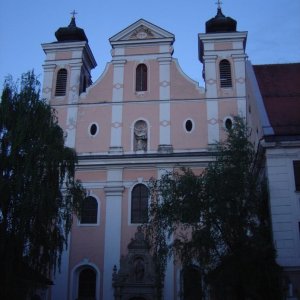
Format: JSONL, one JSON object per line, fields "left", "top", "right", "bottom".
{"left": 89, "top": 123, "right": 98, "bottom": 136}
{"left": 185, "top": 120, "right": 193, "bottom": 132}
{"left": 225, "top": 118, "right": 233, "bottom": 130}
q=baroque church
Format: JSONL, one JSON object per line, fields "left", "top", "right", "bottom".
{"left": 40, "top": 5, "right": 300, "bottom": 300}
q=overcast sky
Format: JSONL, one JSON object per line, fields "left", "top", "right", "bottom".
{"left": 0, "top": 0, "right": 299, "bottom": 88}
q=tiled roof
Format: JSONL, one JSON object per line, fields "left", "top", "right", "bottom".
{"left": 253, "top": 63, "right": 300, "bottom": 136}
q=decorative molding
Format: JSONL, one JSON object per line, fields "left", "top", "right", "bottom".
{"left": 113, "top": 83, "right": 124, "bottom": 89}
{"left": 236, "top": 77, "right": 245, "bottom": 84}
{"left": 130, "top": 25, "right": 154, "bottom": 39}
{"left": 160, "top": 120, "right": 170, "bottom": 127}
{"left": 206, "top": 78, "right": 217, "bottom": 85}
{"left": 112, "top": 122, "right": 123, "bottom": 128}
{"left": 208, "top": 118, "right": 218, "bottom": 125}
{"left": 160, "top": 80, "right": 170, "bottom": 87}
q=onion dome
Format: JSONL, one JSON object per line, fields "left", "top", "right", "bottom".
{"left": 55, "top": 16, "right": 88, "bottom": 42}
{"left": 206, "top": 7, "right": 237, "bottom": 33}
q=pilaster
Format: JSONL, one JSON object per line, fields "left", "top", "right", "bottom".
{"left": 103, "top": 169, "right": 124, "bottom": 300}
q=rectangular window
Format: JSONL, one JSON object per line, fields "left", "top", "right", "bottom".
{"left": 293, "top": 160, "right": 300, "bottom": 191}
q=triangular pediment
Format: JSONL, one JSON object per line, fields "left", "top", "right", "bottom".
{"left": 109, "top": 19, "right": 174, "bottom": 46}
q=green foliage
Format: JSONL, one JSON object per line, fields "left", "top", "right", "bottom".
{"left": 0, "top": 71, "right": 85, "bottom": 299}
{"left": 145, "top": 117, "right": 283, "bottom": 300}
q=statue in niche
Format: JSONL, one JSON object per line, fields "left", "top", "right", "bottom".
{"left": 134, "top": 258, "right": 145, "bottom": 281}
{"left": 134, "top": 121, "right": 147, "bottom": 151}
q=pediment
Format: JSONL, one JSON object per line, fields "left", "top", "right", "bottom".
{"left": 109, "top": 19, "right": 174, "bottom": 46}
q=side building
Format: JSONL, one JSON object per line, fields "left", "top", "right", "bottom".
{"left": 247, "top": 62, "right": 300, "bottom": 298}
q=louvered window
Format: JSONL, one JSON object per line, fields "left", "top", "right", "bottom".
{"left": 293, "top": 160, "right": 300, "bottom": 191}
{"left": 219, "top": 60, "right": 232, "bottom": 88}
{"left": 55, "top": 69, "right": 67, "bottom": 96}
{"left": 80, "top": 196, "right": 98, "bottom": 224}
{"left": 136, "top": 64, "right": 147, "bottom": 92}
{"left": 131, "top": 184, "right": 149, "bottom": 223}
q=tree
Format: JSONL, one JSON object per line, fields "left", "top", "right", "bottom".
{"left": 0, "top": 72, "right": 85, "bottom": 299}
{"left": 145, "top": 117, "right": 283, "bottom": 300}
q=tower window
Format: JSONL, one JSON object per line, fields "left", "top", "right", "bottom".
{"left": 136, "top": 64, "right": 147, "bottom": 92}
{"left": 131, "top": 184, "right": 149, "bottom": 224}
{"left": 55, "top": 69, "right": 68, "bottom": 96}
{"left": 219, "top": 59, "right": 232, "bottom": 88}
{"left": 80, "top": 196, "right": 98, "bottom": 224}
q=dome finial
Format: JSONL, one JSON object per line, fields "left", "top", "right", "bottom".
{"left": 70, "top": 9, "right": 78, "bottom": 19}
{"left": 216, "top": 0, "right": 222, "bottom": 9}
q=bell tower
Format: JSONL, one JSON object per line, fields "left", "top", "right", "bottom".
{"left": 198, "top": 4, "right": 248, "bottom": 143}
{"left": 41, "top": 13, "right": 97, "bottom": 148}
{"left": 41, "top": 13, "right": 97, "bottom": 104}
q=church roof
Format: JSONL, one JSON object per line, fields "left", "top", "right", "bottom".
{"left": 254, "top": 63, "right": 300, "bottom": 137}
{"left": 55, "top": 17, "right": 88, "bottom": 42}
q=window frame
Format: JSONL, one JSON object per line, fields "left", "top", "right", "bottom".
{"left": 130, "top": 183, "right": 149, "bottom": 224}
{"left": 219, "top": 59, "right": 233, "bottom": 88}
{"left": 135, "top": 63, "right": 148, "bottom": 92}
{"left": 55, "top": 68, "right": 68, "bottom": 96}
{"left": 79, "top": 195, "right": 100, "bottom": 226}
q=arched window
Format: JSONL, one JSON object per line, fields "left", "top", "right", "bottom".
{"left": 131, "top": 184, "right": 149, "bottom": 224}
{"left": 219, "top": 59, "right": 232, "bottom": 88}
{"left": 80, "top": 196, "right": 98, "bottom": 224}
{"left": 55, "top": 69, "right": 68, "bottom": 96}
{"left": 136, "top": 64, "right": 147, "bottom": 92}
{"left": 78, "top": 268, "right": 96, "bottom": 300}
{"left": 134, "top": 120, "right": 148, "bottom": 151}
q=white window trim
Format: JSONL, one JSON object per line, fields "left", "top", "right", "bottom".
{"left": 70, "top": 262, "right": 101, "bottom": 300}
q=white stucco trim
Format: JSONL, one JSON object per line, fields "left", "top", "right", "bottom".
{"left": 207, "top": 100, "right": 219, "bottom": 144}
{"left": 103, "top": 183, "right": 124, "bottom": 300}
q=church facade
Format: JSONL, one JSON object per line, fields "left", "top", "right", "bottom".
{"left": 40, "top": 7, "right": 300, "bottom": 300}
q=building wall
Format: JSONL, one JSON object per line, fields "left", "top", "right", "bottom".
{"left": 42, "top": 18, "right": 248, "bottom": 300}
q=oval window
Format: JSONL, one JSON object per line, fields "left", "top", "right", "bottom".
{"left": 90, "top": 123, "right": 98, "bottom": 136}
{"left": 185, "top": 120, "right": 193, "bottom": 132}
{"left": 225, "top": 118, "right": 233, "bottom": 130}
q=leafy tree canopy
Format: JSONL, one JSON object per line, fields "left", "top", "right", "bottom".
{"left": 145, "top": 117, "right": 283, "bottom": 300}
{"left": 0, "top": 71, "right": 85, "bottom": 299}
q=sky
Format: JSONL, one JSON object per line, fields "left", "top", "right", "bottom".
{"left": 0, "top": 0, "right": 299, "bottom": 89}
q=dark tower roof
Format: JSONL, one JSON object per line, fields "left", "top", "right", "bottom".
{"left": 55, "top": 17, "right": 88, "bottom": 42}
{"left": 205, "top": 8, "right": 237, "bottom": 33}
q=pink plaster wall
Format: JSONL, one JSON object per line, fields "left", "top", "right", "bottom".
{"left": 69, "top": 189, "right": 105, "bottom": 268}
{"left": 123, "top": 60, "right": 160, "bottom": 102}
{"left": 214, "top": 42, "right": 233, "bottom": 51}
{"left": 55, "top": 51, "right": 72, "bottom": 60}
{"left": 170, "top": 61, "right": 204, "bottom": 100}
{"left": 124, "top": 45, "right": 160, "bottom": 56}
{"left": 171, "top": 101, "right": 208, "bottom": 149}
{"left": 75, "top": 105, "right": 112, "bottom": 153}
{"left": 53, "top": 107, "right": 68, "bottom": 133}
{"left": 82, "top": 64, "right": 114, "bottom": 103}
